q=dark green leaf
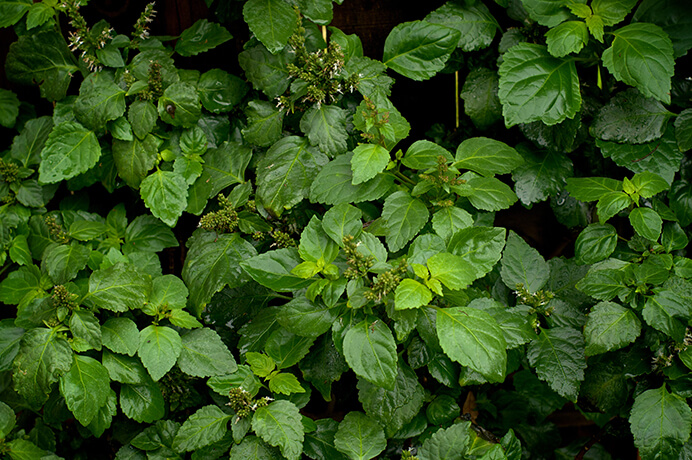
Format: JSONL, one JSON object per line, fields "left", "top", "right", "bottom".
{"left": 459, "top": 68, "right": 502, "bottom": 130}
{"left": 300, "top": 104, "right": 349, "bottom": 156}
{"left": 173, "top": 405, "right": 232, "bottom": 452}
{"left": 527, "top": 327, "right": 586, "bottom": 401}
{"left": 101, "top": 317, "right": 139, "bottom": 356}
{"left": 425, "top": 1, "right": 498, "bottom": 51}
{"left": 242, "top": 100, "right": 284, "bottom": 147}
{"left": 198, "top": 69, "right": 247, "bottom": 113}
{"left": 0, "top": 0, "right": 31, "bottom": 28}
{"left": 596, "top": 191, "right": 631, "bottom": 223}
{"left": 602, "top": 23, "right": 675, "bottom": 103}
{"left": 454, "top": 137, "right": 523, "bottom": 177}
{"left": 241, "top": 248, "right": 313, "bottom": 292}
{"left": 11, "top": 116, "right": 52, "bottom": 167}
{"left": 643, "top": 290, "right": 690, "bottom": 342}
{"left": 381, "top": 191, "right": 429, "bottom": 252}
{"left": 277, "top": 297, "right": 338, "bottom": 338}
{"left": 333, "top": 412, "right": 386, "bottom": 460}
{"left": 498, "top": 43, "right": 580, "bottom": 127}
{"left": 120, "top": 379, "right": 165, "bottom": 424}
{"left": 102, "top": 350, "right": 148, "bottom": 384}
{"left": 158, "top": 82, "right": 201, "bottom": 128}
{"left": 39, "top": 122, "right": 101, "bottom": 184}
{"left": 87, "top": 262, "right": 152, "bottom": 312}
{"left": 5, "top": 30, "right": 78, "bottom": 101}
{"left": 252, "top": 400, "right": 304, "bottom": 460}
{"left": 175, "top": 19, "right": 232, "bottom": 56}
{"left": 584, "top": 301, "right": 641, "bottom": 355}
{"left": 264, "top": 329, "right": 315, "bottom": 369}
{"left": 59, "top": 355, "right": 110, "bottom": 426}
{"left": 343, "top": 319, "right": 397, "bottom": 390}
{"left": 576, "top": 266, "right": 630, "bottom": 301}
{"left": 243, "top": 0, "right": 296, "bottom": 54}
{"left": 417, "top": 422, "right": 471, "bottom": 460}
{"left": 42, "top": 242, "right": 90, "bottom": 284}
{"left": 431, "top": 207, "right": 473, "bottom": 243}
{"left": 128, "top": 99, "right": 157, "bottom": 140}
{"left": 521, "top": 0, "right": 580, "bottom": 27}
{"left": 447, "top": 226, "right": 506, "bottom": 280}
{"left": 466, "top": 175, "right": 518, "bottom": 211}
{"left": 229, "top": 435, "right": 282, "bottom": 459}
{"left": 299, "top": 215, "right": 339, "bottom": 264}
{"left": 630, "top": 386, "right": 692, "bottom": 459}
{"left": 629, "top": 207, "right": 662, "bottom": 241}
{"left": 383, "top": 20, "right": 460, "bottom": 81}
{"left": 500, "top": 231, "right": 549, "bottom": 292}
{"left": 546, "top": 21, "right": 588, "bottom": 57}
{"left": 238, "top": 44, "right": 294, "bottom": 98}
{"left": 112, "top": 134, "right": 159, "bottom": 189}
{"left": 574, "top": 223, "right": 617, "bottom": 264}
{"left": 0, "top": 88, "right": 19, "bottom": 128}
{"left": 177, "top": 328, "right": 237, "bottom": 377}
{"left": 300, "top": 334, "right": 349, "bottom": 401}
{"left": 633, "top": 0, "right": 692, "bottom": 58}
{"left": 512, "top": 147, "right": 572, "bottom": 206}
{"left": 304, "top": 418, "right": 348, "bottom": 460}
{"left": 74, "top": 72, "right": 126, "bottom": 131}
{"left": 123, "top": 215, "right": 178, "bottom": 254}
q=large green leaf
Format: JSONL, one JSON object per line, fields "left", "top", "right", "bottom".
{"left": 229, "top": 436, "right": 282, "bottom": 459}
{"left": 394, "top": 279, "right": 432, "bottom": 311}
{"left": 59, "top": 355, "right": 110, "bottom": 426}
{"left": 252, "top": 400, "right": 304, "bottom": 460}
{"left": 584, "top": 301, "right": 641, "bottom": 356}
{"left": 70, "top": 310, "right": 102, "bottom": 352}
{"left": 466, "top": 176, "right": 518, "bottom": 211}
{"left": 630, "top": 386, "right": 692, "bottom": 460}
{"left": 5, "top": 30, "right": 78, "bottom": 101}
{"left": 431, "top": 207, "right": 473, "bottom": 243}
{"left": 101, "top": 317, "right": 139, "bottom": 357}
{"left": 333, "top": 412, "right": 386, "bottom": 460}
{"left": 178, "top": 328, "right": 237, "bottom": 377}
{"left": 73, "top": 72, "right": 126, "bottom": 131}
{"left": 242, "top": 100, "right": 284, "bottom": 147}
{"left": 436, "top": 306, "right": 507, "bottom": 382}
{"left": 39, "top": 122, "right": 101, "bottom": 184}
{"left": 427, "top": 252, "right": 476, "bottom": 290}
{"left": 139, "top": 170, "right": 188, "bottom": 227}
{"left": 120, "top": 379, "right": 165, "bottom": 423}
{"left": 417, "top": 422, "right": 471, "bottom": 460}
{"left": 591, "top": 89, "right": 673, "bottom": 144}
{"left": 643, "top": 290, "right": 690, "bottom": 342}
{"left": 175, "top": 19, "right": 232, "bottom": 56}
{"left": 500, "top": 231, "right": 549, "bottom": 293}
{"left": 447, "top": 226, "right": 506, "bottom": 280}
{"left": 453, "top": 137, "right": 523, "bottom": 177}
{"left": 238, "top": 44, "right": 294, "bottom": 98}
{"left": 0, "top": 88, "right": 19, "bottom": 128}
{"left": 300, "top": 104, "right": 349, "bottom": 156}
{"left": 87, "top": 262, "right": 152, "bottom": 312}
{"left": 351, "top": 144, "right": 390, "bottom": 185}
{"left": 42, "top": 242, "right": 90, "bottom": 285}
{"left": 0, "top": 0, "right": 31, "bottom": 27}
{"left": 343, "top": 319, "right": 398, "bottom": 390}
{"left": 264, "top": 329, "right": 315, "bottom": 369}
{"left": 602, "top": 23, "right": 675, "bottom": 103}
{"left": 128, "top": 99, "right": 157, "bottom": 140}
{"left": 309, "top": 153, "right": 394, "bottom": 205}
{"left": 357, "top": 361, "right": 425, "bottom": 437}
{"left": 565, "top": 177, "right": 623, "bottom": 202}
{"left": 123, "top": 215, "right": 178, "bottom": 254}
{"left": 382, "top": 20, "right": 460, "bottom": 81}
{"left": 182, "top": 231, "right": 257, "bottom": 314}
{"left": 198, "top": 68, "right": 247, "bottom": 113}
{"left": 243, "top": 0, "right": 296, "bottom": 54}
{"left": 138, "top": 325, "right": 182, "bottom": 381}
{"left": 674, "top": 109, "right": 692, "bottom": 153}
{"left": 12, "top": 327, "right": 73, "bottom": 407}
{"left": 256, "top": 136, "right": 328, "bottom": 216}
{"left": 459, "top": 68, "right": 502, "bottom": 130}
{"left": 241, "top": 248, "right": 314, "bottom": 292}
{"left": 10, "top": 116, "right": 52, "bottom": 168}
{"left": 303, "top": 418, "right": 348, "bottom": 460}
{"left": 172, "top": 405, "right": 232, "bottom": 452}
{"left": 276, "top": 297, "right": 338, "bottom": 338}
{"left": 498, "top": 43, "right": 581, "bottom": 127}
{"left": 527, "top": 327, "right": 586, "bottom": 401}
{"left": 629, "top": 207, "right": 663, "bottom": 241}
{"left": 102, "top": 350, "right": 148, "bottom": 384}
{"left": 381, "top": 191, "right": 429, "bottom": 252}
{"left": 633, "top": 0, "right": 692, "bottom": 58}
{"left": 576, "top": 267, "right": 630, "bottom": 301}
{"left": 157, "top": 82, "right": 202, "bottom": 128}
{"left": 512, "top": 147, "right": 572, "bottom": 206}
{"left": 574, "top": 223, "right": 618, "bottom": 264}
{"left": 322, "top": 203, "right": 363, "bottom": 246}
{"left": 425, "top": 1, "right": 498, "bottom": 51}
{"left": 401, "top": 140, "right": 453, "bottom": 170}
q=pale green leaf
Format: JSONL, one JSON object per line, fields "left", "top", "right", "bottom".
{"left": 138, "top": 325, "right": 182, "bottom": 381}
{"left": 394, "top": 279, "right": 433, "bottom": 310}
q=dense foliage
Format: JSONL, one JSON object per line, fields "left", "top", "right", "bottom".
{"left": 1, "top": 0, "right": 692, "bottom": 458}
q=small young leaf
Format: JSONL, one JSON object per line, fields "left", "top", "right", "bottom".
{"left": 546, "top": 21, "right": 588, "bottom": 57}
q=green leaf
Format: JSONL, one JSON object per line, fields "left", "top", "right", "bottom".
{"left": 276, "top": 297, "right": 338, "bottom": 338}
{"left": 357, "top": 361, "right": 425, "bottom": 437}
{"left": 242, "top": 100, "right": 284, "bottom": 147}
{"left": 241, "top": 248, "right": 314, "bottom": 292}
{"left": 674, "top": 108, "right": 692, "bottom": 153}
{"left": 417, "top": 422, "right": 472, "bottom": 460}
{"left": 0, "top": 400, "right": 15, "bottom": 438}
{"left": 466, "top": 176, "right": 518, "bottom": 211}
{"left": 268, "top": 372, "right": 305, "bottom": 395}
{"left": 401, "top": 140, "right": 453, "bottom": 170}
{"left": 149, "top": 274, "right": 188, "bottom": 310}
{"left": 630, "top": 386, "right": 692, "bottom": 460}
{"left": 5, "top": 30, "right": 79, "bottom": 101}
{"left": 383, "top": 20, "right": 460, "bottom": 81}
{"left": 574, "top": 223, "right": 618, "bottom": 264}
{"left": 0, "top": 0, "right": 31, "bottom": 28}
{"left": 68, "top": 220, "right": 108, "bottom": 241}
{"left": 265, "top": 329, "right": 315, "bottom": 369}
{"left": 459, "top": 68, "right": 502, "bottom": 130}
{"left": 546, "top": 21, "right": 588, "bottom": 57}
{"left": 592, "top": 0, "right": 637, "bottom": 26}
{"left": 238, "top": 44, "right": 294, "bottom": 98}
{"left": 123, "top": 215, "right": 178, "bottom": 254}
{"left": 197, "top": 68, "right": 247, "bottom": 113}
{"left": 381, "top": 191, "right": 429, "bottom": 252}
{"left": 101, "top": 317, "right": 139, "bottom": 356}
{"left": 138, "top": 325, "right": 182, "bottom": 381}
{"left": 102, "top": 350, "right": 148, "bottom": 384}
{"left": 500, "top": 231, "right": 549, "bottom": 292}
{"left": 428, "top": 252, "right": 476, "bottom": 290}
{"left": 158, "top": 82, "right": 202, "bottom": 128}
{"left": 252, "top": 400, "right": 304, "bottom": 460}
{"left": 322, "top": 203, "right": 363, "bottom": 247}
{"left": 498, "top": 43, "right": 581, "bottom": 127}
{"left": 431, "top": 207, "right": 473, "bottom": 243}
{"left": 70, "top": 310, "right": 102, "bottom": 352}
{"left": 0, "top": 321, "right": 23, "bottom": 372}
{"left": 87, "top": 262, "right": 152, "bottom": 312}
{"left": 300, "top": 104, "right": 349, "bottom": 156}
{"left": 5, "top": 439, "right": 56, "bottom": 460}
{"left": 120, "top": 379, "right": 165, "bottom": 424}
{"left": 425, "top": 1, "right": 498, "bottom": 51}
{"left": 230, "top": 435, "right": 282, "bottom": 459}
{"left": 333, "top": 412, "right": 386, "bottom": 460}
{"left": 527, "top": 327, "right": 586, "bottom": 401}
{"left": 631, "top": 171, "right": 670, "bottom": 198}
{"left": 512, "top": 147, "right": 573, "bottom": 206}
{"left": 299, "top": 216, "right": 339, "bottom": 264}
{"left": 351, "top": 144, "right": 390, "bottom": 185}
{"left": 177, "top": 328, "right": 237, "bottom": 377}
{"left": 447, "top": 226, "right": 506, "bottom": 280}
{"left": 596, "top": 191, "right": 631, "bottom": 223}
{"left": 643, "top": 290, "right": 690, "bottom": 342}
{"left": 172, "top": 405, "right": 232, "bottom": 452}
{"left": 309, "top": 153, "right": 394, "bottom": 205}
{"left": 454, "top": 137, "right": 523, "bottom": 177}
{"left": 128, "top": 99, "right": 157, "bottom": 140}
{"left": 436, "top": 306, "right": 507, "bottom": 382}
{"left": 584, "top": 301, "right": 641, "bottom": 356}
{"left": 257, "top": 136, "right": 328, "bottom": 216}
{"left": 576, "top": 267, "right": 629, "bottom": 301}
{"left": 630, "top": 207, "right": 662, "bottom": 241}
{"left": 243, "top": 0, "right": 296, "bottom": 54}
{"left": 591, "top": 89, "right": 673, "bottom": 144}
{"left": 39, "top": 122, "right": 101, "bottom": 184}
{"left": 395, "top": 279, "right": 432, "bottom": 310}
{"left": 602, "top": 23, "right": 675, "bottom": 103}
{"left": 13, "top": 327, "right": 73, "bottom": 407}
{"left": 11, "top": 116, "right": 52, "bottom": 167}
{"left": 74, "top": 72, "right": 126, "bottom": 131}
{"left": 521, "top": 0, "right": 583, "bottom": 27}
{"left": 304, "top": 418, "right": 348, "bottom": 460}
{"left": 196, "top": 141, "right": 252, "bottom": 203}
{"left": 112, "top": 134, "right": 158, "bottom": 188}
{"left": 343, "top": 319, "right": 397, "bottom": 390}
{"left": 565, "top": 177, "right": 623, "bottom": 202}
{"left": 59, "top": 355, "right": 110, "bottom": 426}
{"left": 670, "top": 181, "right": 692, "bottom": 227}
{"left": 176, "top": 19, "right": 232, "bottom": 56}
{"left": 0, "top": 88, "right": 19, "bottom": 128}
{"left": 42, "top": 242, "right": 90, "bottom": 284}
{"left": 140, "top": 170, "right": 188, "bottom": 227}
